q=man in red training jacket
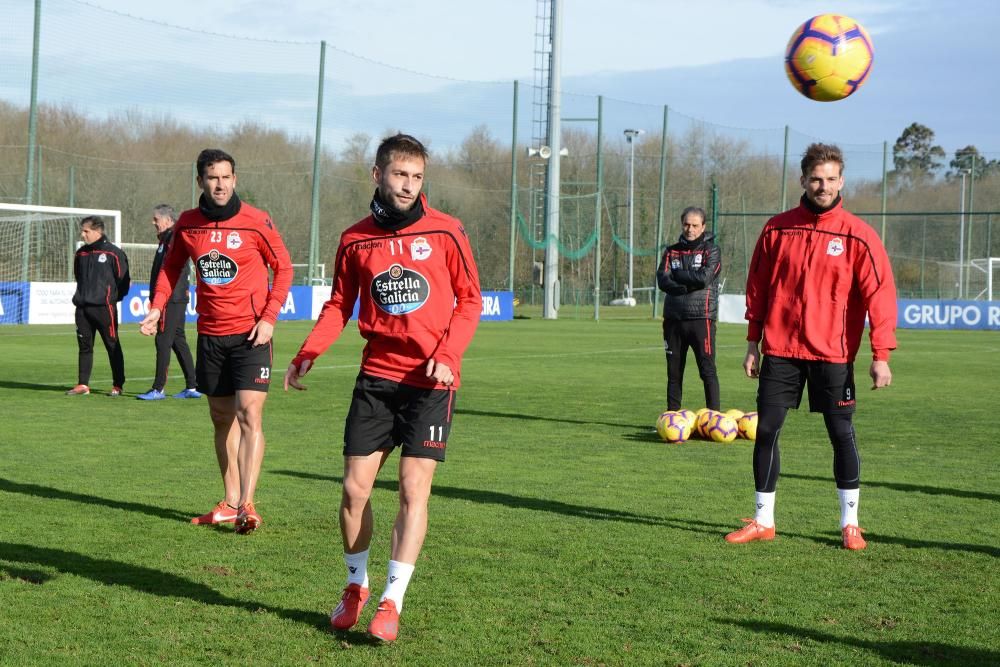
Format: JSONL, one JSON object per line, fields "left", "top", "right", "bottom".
{"left": 726, "top": 142, "right": 897, "bottom": 551}
{"left": 141, "top": 148, "right": 293, "bottom": 535}
{"left": 284, "top": 133, "right": 481, "bottom": 642}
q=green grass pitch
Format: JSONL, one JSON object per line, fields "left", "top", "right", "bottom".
{"left": 0, "top": 317, "right": 997, "bottom": 665}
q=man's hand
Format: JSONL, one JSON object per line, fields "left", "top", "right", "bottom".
{"left": 426, "top": 359, "right": 454, "bottom": 386}
{"left": 284, "top": 358, "right": 312, "bottom": 391}
{"left": 743, "top": 342, "right": 761, "bottom": 378}
{"left": 870, "top": 360, "right": 892, "bottom": 390}
{"left": 139, "top": 308, "right": 161, "bottom": 336}
{"left": 249, "top": 320, "right": 274, "bottom": 346}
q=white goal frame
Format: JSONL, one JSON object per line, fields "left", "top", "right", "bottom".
{"left": 0, "top": 203, "right": 122, "bottom": 244}
{"left": 291, "top": 262, "right": 327, "bottom": 285}
{"left": 969, "top": 257, "right": 1000, "bottom": 301}
{"left": 0, "top": 202, "right": 123, "bottom": 285}
{"left": 0, "top": 202, "right": 124, "bottom": 324}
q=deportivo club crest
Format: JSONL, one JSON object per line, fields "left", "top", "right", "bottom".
{"left": 227, "top": 231, "right": 243, "bottom": 249}
{"left": 692, "top": 253, "right": 703, "bottom": 268}
{"left": 827, "top": 237, "right": 845, "bottom": 257}
{"left": 410, "top": 237, "right": 432, "bottom": 261}
{"left": 371, "top": 263, "right": 430, "bottom": 315}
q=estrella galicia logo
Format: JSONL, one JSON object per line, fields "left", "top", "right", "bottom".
{"left": 197, "top": 248, "right": 238, "bottom": 285}
{"left": 371, "top": 263, "right": 430, "bottom": 315}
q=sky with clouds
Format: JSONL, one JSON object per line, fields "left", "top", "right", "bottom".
{"left": 3, "top": 0, "right": 998, "bottom": 160}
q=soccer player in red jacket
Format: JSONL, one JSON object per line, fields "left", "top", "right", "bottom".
{"left": 727, "top": 143, "right": 897, "bottom": 550}
{"left": 284, "top": 134, "right": 481, "bottom": 641}
{"left": 140, "top": 148, "right": 294, "bottom": 535}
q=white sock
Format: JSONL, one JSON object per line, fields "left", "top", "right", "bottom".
{"left": 754, "top": 491, "right": 776, "bottom": 528}
{"left": 838, "top": 488, "right": 860, "bottom": 528}
{"left": 344, "top": 549, "right": 369, "bottom": 588}
{"left": 381, "top": 560, "right": 415, "bottom": 613}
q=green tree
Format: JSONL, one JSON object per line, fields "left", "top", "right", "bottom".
{"left": 948, "top": 145, "right": 998, "bottom": 179}
{"left": 891, "top": 122, "right": 945, "bottom": 182}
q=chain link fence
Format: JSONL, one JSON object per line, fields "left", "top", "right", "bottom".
{"left": 2, "top": 0, "right": 998, "bottom": 310}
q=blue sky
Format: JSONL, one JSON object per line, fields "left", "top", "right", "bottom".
{"left": 3, "top": 0, "right": 998, "bottom": 160}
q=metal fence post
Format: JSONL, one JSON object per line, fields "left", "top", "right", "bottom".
{"left": 779, "top": 125, "right": 789, "bottom": 212}
{"left": 881, "top": 141, "right": 888, "bottom": 241}
{"left": 594, "top": 95, "right": 603, "bottom": 321}
{"left": 653, "top": 105, "right": 668, "bottom": 319}
{"left": 25, "top": 0, "right": 42, "bottom": 205}
{"left": 308, "top": 40, "right": 327, "bottom": 286}
{"left": 508, "top": 80, "right": 518, "bottom": 293}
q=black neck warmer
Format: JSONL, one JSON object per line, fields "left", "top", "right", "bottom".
{"left": 801, "top": 193, "right": 842, "bottom": 216}
{"left": 370, "top": 189, "right": 424, "bottom": 232}
{"left": 199, "top": 192, "right": 242, "bottom": 222}
{"left": 677, "top": 232, "right": 705, "bottom": 249}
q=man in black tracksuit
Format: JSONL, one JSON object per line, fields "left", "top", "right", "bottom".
{"left": 656, "top": 206, "right": 722, "bottom": 411}
{"left": 68, "top": 215, "right": 130, "bottom": 396}
{"left": 137, "top": 204, "right": 199, "bottom": 400}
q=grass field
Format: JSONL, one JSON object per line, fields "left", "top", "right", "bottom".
{"left": 0, "top": 315, "right": 997, "bottom": 665}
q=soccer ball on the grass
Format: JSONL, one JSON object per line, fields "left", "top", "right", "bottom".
{"left": 656, "top": 411, "right": 693, "bottom": 444}
{"left": 785, "top": 14, "right": 873, "bottom": 102}
{"left": 705, "top": 413, "right": 739, "bottom": 443}
{"left": 737, "top": 412, "right": 759, "bottom": 441}
{"left": 694, "top": 409, "right": 716, "bottom": 438}
{"left": 724, "top": 409, "right": 745, "bottom": 422}
{"left": 677, "top": 409, "right": 696, "bottom": 427}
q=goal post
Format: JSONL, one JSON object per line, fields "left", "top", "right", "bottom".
{"left": 0, "top": 203, "right": 122, "bottom": 283}
{"left": 0, "top": 203, "right": 123, "bottom": 324}
{"left": 291, "top": 263, "right": 327, "bottom": 285}
{"left": 969, "top": 257, "right": 1000, "bottom": 301}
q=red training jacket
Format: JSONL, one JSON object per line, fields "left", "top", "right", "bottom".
{"left": 745, "top": 199, "right": 897, "bottom": 363}
{"left": 151, "top": 202, "right": 294, "bottom": 336}
{"left": 294, "top": 194, "right": 482, "bottom": 389}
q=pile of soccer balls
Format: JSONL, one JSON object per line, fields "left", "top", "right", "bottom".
{"left": 655, "top": 408, "right": 758, "bottom": 445}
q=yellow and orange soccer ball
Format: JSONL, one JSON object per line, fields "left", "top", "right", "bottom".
{"left": 656, "top": 411, "right": 693, "bottom": 444}
{"left": 737, "top": 412, "right": 758, "bottom": 441}
{"left": 785, "top": 14, "right": 873, "bottom": 102}
{"left": 657, "top": 408, "right": 757, "bottom": 443}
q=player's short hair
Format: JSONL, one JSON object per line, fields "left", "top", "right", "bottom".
{"left": 80, "top": 215, "right": 104, "bottom": 231}
{"left": 152, "top": 204, "right": 177, "bottom": 222}
{"left": 196, "top": 148, "right": 236, "bottom": 178}
{"left": 680, "top": 206, "right": 707, "bottom": 225}
{"left": 375, "top": 133, "right": 428, "bottom": 170}
{"left": 801, "top": 143, "right": 844, "bottom": 176}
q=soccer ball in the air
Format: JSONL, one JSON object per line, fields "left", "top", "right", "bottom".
{"left": 785, "top": 14, "right": 873, "bottom": 102}
{"left": 656, "top": 411, "right": 693, "bottom": 444}
{"left": 705, "top": 413, "right": 739, "bottom": 443}
{"left": 738, "top": 412, "right": 759, "bottom": 440}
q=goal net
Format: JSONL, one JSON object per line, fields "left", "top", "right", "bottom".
{"left": 121, "top": 242, "right": 162, "bottom": 286}
{"left": 936, "top": 257, "right": 1000, "bottom": 301}
{"left": 0, "top": 203, "right": 122, "bottom": 283}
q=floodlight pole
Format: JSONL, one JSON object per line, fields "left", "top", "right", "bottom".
{"left": 959, "top": 169, "right": 969, "bottom": 299}
{"left": 542, "top": 0, "right": 563, "bottom": 319}
{"left": 624, "top": 129, "right": 643, "bottom": 301}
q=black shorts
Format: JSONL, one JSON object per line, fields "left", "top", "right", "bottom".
{"left": 196, "top": 332, "right": 273, "bottom": 397}
{"left": 757, "top": 356, "right": 856, "bottom": 414}
{"left": 343, "top": 373, "right": 457, "bottom": 462}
